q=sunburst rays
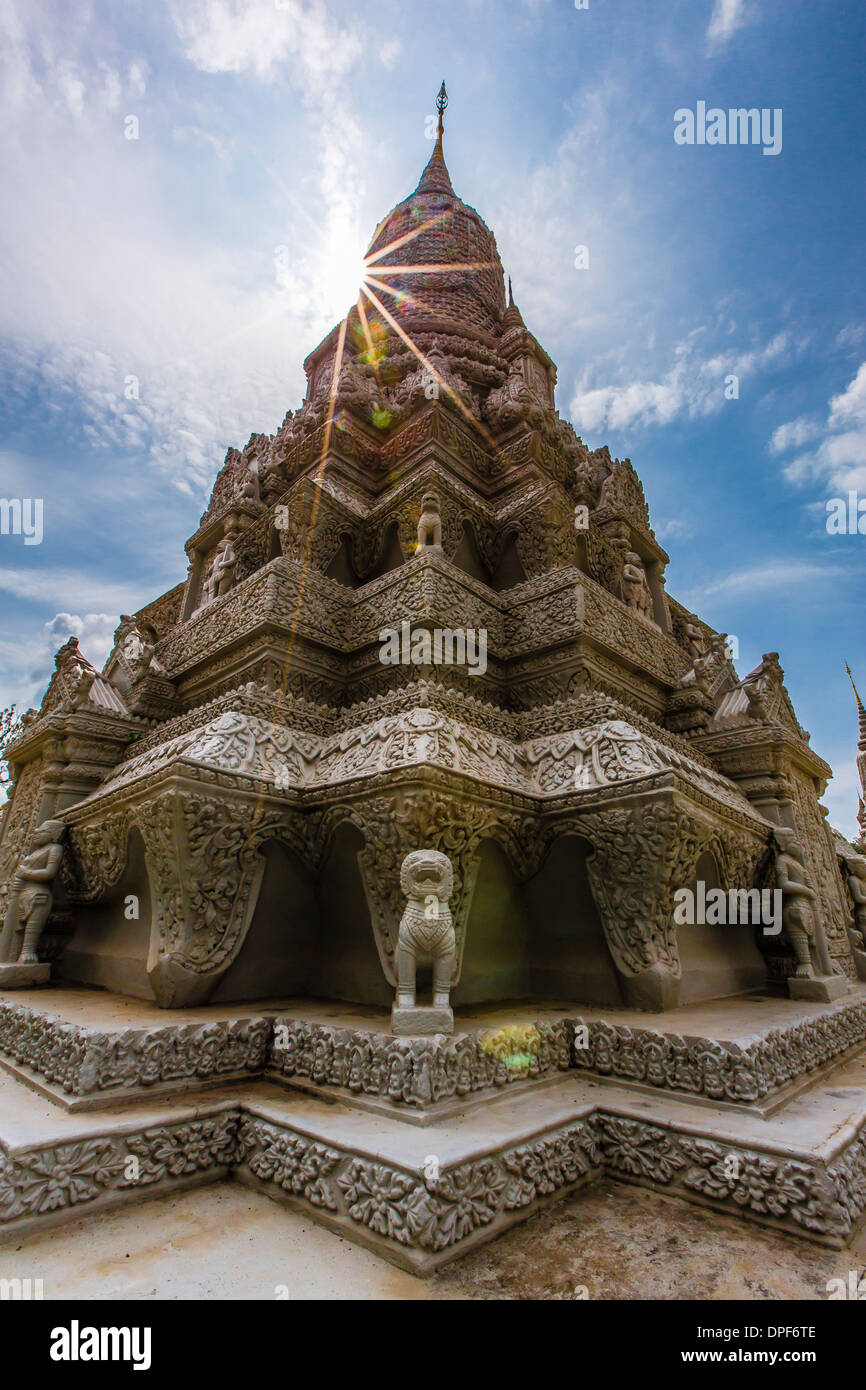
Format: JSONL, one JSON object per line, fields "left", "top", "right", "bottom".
{"left": 245, "top": 207, "right": 512, "bottom": 831}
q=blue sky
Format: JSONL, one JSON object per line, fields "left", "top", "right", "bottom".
{"left": 0, "top": 0, "right": 864, "bottom": 834}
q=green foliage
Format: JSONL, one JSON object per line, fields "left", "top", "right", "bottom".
{"left": 480, "top": 1023, "right": 541, "bottom": 1061}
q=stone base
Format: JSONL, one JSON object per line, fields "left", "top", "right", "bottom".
{"left": 3, "top": 1047, "right": 866, "bottom": 1269}
{"left": 788, "top": 974, "right": 851, "bottom": 1002}
{"left": 3, "top": 988, "right": 866, "bottom": 1270}
{"left": 391, "top": 1004, "right": 454, "bottom": 1036}
{"left": 0, "top": 961, "right": 51, "bottom": 988}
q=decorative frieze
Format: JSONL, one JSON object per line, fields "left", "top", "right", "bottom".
{"left": 5, "top": 996, "right": 866, "bottom": 1115}
{"left": 0, "top": 1112, "right": 239, "bottom": 1228}
{"left": 0, "top": 998, "right": 270, "bottom": 1097}
{"left": 270, "top": 1016, "right": 572, "bottom": 1107}
{"left": 571, "top": 1000, "right": 866, "bottom": 1102}
{"left": 237, "top": 1112, "right": 600, "bottom": 1256}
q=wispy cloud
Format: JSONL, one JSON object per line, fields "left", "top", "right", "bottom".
{"left": 0, "top": 0, "right": 374, "bottom": 497}
{"left": 707, "top": 0, "right": 751, "bottom": 48}
{"left": 773, "top": 361, "right": 866, "bottom": 492}
{"left": 699, "top": 559, "right": 846, "bottom": 599}
{"left": 169, "top": 0, "right": 363, "bottom": 84}
{"left": 0, "top": 566, "right": 149, "bottom": 614}
{"left": 570, "top": 328, "right": 791, "bottom": 434}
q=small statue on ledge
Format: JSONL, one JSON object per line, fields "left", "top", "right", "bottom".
{"left": 774, "top": 827, "right": 847, "bottom": 1000}
{"left": 392, "top": 850, "right": 456, "bottom": 1036}
{"left": 416, "top": 493, "right": 443, "bottom": 553}
{"left": 0, "top": 820, "right": 65, "bottom": 984}
{"left": 845, "top": 857, "right": 866, "bottom": 978}
{"left": 621, "top": 551, "right": 655, "bottom": 622}
{"left": 239, "top": 463, "right": 261, "bottom": 504}
{"left": 683, "top": 620, "right": 707, "bottom": 663}
{"left": 202, "top": 535, "right": 238, "bottom": 604}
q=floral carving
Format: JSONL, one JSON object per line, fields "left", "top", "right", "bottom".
{"left": 241, "top": 1119, "right": 340, "bottom": 1209}
{"left": 596, "top": 1115, "right": 685, "bottom": 1182}
{"left": 0, "top": 1139, "right": 125, "bottom": 1221}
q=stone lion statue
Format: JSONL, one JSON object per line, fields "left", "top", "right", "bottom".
{"left": 392, "top": 850, "right": 455, "bottom": 1031}
{"left": 416, "top": 493, "right": 443, "bottom": 553}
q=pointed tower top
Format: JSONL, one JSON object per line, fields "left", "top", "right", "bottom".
{"left": 847, "top": 662, "right": 866, "bottom": 748}
{"left": 415, "top": 81, "right": 455, "bottom": 197}
{"left": 436, "top": 80, "right": 448, "bottom": 138}
{"left": 503, "top": 274, "right": 526, "bottom": 330}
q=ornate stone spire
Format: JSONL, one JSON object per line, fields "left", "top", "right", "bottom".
{"left": 365, "top": 80, "right": 506, "bottom": 338}
{"left": 502, "top": 275, "right": 526, "bottom": 330}
{"left": 415, "top": 81, "right": 455, "bottom": 197}
{"left": 846, "top": 662, "right": 866, "bottom": 848}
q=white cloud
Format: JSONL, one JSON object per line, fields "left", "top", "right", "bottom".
{"left": 0, "top": 567, "right": 149, "bottom": 614}
{"left": 170, "top": 0, "right": 362, "bottom": 84}
{"left": 0, "top": 0, "right": 371, "bottom": 497}
{"left": 769, "top": 414, "right": 822, "bottom": 455}
{"left": 379, "top": 40, "right": 401, "bottom": 70}
{"left": 699, "top": 559, "right": 845, "bottom": 599}
{"left": 570, "top": 329, "right": 790, "bottom": 434}
{"left": 654, "top": 517, "right": 694, "bottom": 542}
{"left": 707, "top": 0, "right": 750, "bottom": 47}
{"left": 42, "top": 612, "right": 118, "bottom": 668}
{"left": 774, "top": 362, "right": 866, "bottom": 493}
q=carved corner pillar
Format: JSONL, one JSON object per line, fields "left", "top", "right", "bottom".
{"left": 135, "top": 790, "right": 288, "bottom": 1008}
{"left": 582, "top": 795, "right": 707, "bottom": 1012}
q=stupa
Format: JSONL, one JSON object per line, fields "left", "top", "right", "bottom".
{"left": 1, "top": 89, "right": 866, "bottom": 1271}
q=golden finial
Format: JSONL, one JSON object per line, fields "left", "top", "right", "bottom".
{"left": 847, "top": 661, "right": 865, "bottom": 710}
{"left": 436, "top": 81, "right": 448, "bottom": 139}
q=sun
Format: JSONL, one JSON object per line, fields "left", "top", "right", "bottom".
{"left": 319, "top": 228, "right": 369, "bottom": 322}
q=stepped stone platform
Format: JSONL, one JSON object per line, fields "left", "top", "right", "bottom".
{"left": 2, "top": 988, "right": 866, "bottom": 1271}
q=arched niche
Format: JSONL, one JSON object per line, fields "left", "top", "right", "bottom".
{"left": 59, "top": 828, "right": 152, "bottom": 999}
{"left": 316, "top": 822, "right": 393, "bottom": 1007}
{"left": 676, "top": 848, "right": 767, "bottom": 1003}
{"left": 492, "top": 530, "right": 528, "bottom": 590}
{"left": 522, "top": 834, "right": 624, "bottom": 1005}
{"left": 451, "top": 521, "right": 492, "bottom": 586}
{"left": 211, "top": 839, "right": 319, "bottom": 1003}
{"left": 365, "top": 521, "right": 405, "bottom": 580}
{"left": 453, "top": 839, "right": 527, "bottom": 1005}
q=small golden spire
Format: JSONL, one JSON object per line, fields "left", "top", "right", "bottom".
{"left": 846, "top": 661, "right": 864, "bottom": 710}
{"left": 436, "top": 81, "right": 448, "bottom": 140}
